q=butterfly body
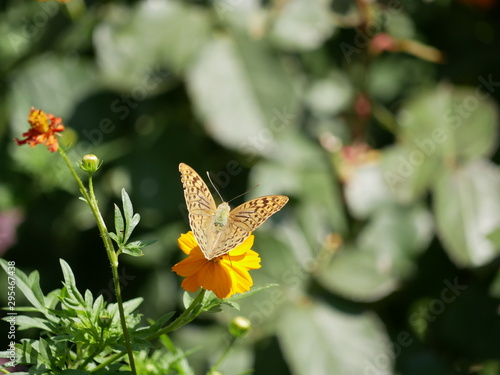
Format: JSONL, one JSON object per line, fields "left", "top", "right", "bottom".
{"left": 213, "top": 203, "right": 231, "bottom": 229}
{"left": 179, "top": 163, "right": 289, "bottom": 260}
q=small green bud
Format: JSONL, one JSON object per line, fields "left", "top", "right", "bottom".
{"left": 228, "top": 316, "right": 251, "bottom": 338}
{"left": 98, "top": 314, "right": 112, "bottom": 328}
{"left": 80, "top": 154, "right": 102, "bottom": 173}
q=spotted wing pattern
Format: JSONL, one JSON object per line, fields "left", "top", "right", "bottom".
{"left": 179, "top": 163, "right": 289, "bottom": 260}
{"left": 179, "top": 163, "right": 217, "bottom": 257}
{"left": 201, "top": 195, "right": 289, "bottom": 259}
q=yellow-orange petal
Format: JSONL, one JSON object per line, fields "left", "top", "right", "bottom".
{"left": 173, "top": 231, "right": 262, "bottom": 299}
{"left": 198, "top": 261, "right": 232, "bottom": 299}
{"left": 177, "top": 231, "right": 198, "bottom": 255}
{"left": 171, "top": 247, "right": 207, "bottom": 276}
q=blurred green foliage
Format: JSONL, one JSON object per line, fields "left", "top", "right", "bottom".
{"left": 1, "top": 0, "right": 500, "bottom": 374}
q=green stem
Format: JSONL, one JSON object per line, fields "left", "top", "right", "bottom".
{"left": 90, "top": 352, "right": 127, "bottom": 373}
{"left": 58, "top": 148, "right": 137, "bottom": 374}
{"left": 207, "top": 336, "right": 237, "bottom": 375}
{"left": 146, "top": 289, "right": 207, "bottom": 341}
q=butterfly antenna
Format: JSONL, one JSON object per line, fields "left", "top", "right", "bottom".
{"left": 206, "top": 171, "right": 225, "bottom": 202}
{"left": 227, "top": 183, "right": 261, "bottom": 204}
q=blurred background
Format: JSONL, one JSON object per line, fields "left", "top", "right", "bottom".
{"left": 1, "top": 0, "right": 500, "bottom": 374}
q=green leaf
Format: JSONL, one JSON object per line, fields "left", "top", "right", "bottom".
{"left": 277, "top": 300, "right": 393, "bottom": 375}
{"left": 0, "top": 259, "right": 46, "bottom": 313}
{"left": 434, "top": 159, "right": 500, "bottom": 267}
{"left": 269, "top": 0, "right": 335, "bottom": 51}
{"left": 94, "top": 1, "right": 210, "bottom": 87}
{"left": 226, "top": 284, "right": 279, "bottom": 302}
{"left": 121, "top": 188, "right": 134, "bottom": 241}
{"left": 182, "top": 291, "right": 194, "bottom": 310}
{"left": 122, "top": 239, "right": 156, "bottom": 257}
{"left": 381, "top": 144, "right": 442, "bottom": 203}
{"left": 60, "top": 259, "right": 85, "bottom": 305}
{"left": 136, "top": 311, "right": 175, "bottom": 337}
{"left": 13, "top": 315, "right": 52, "bottom": 332}
{"left": 187, "top": 33, "right": 298, "bottom": 152}
{"left": 122, "top": 297, "right": 143, "bottom": 315}
{"left": 316, "top": 205, "right": 433, "bottom": 301}
{"left": 108, "top": 231, "right": 121, "bottom": 245}
{"left": 399, "top": 85, "right": 497, "bottom": 161}
{"left": 113, "top": 203, "right": 125, "bottom": 244}
{"left": 121, "top": 245, "right": 144, "bottom": 257}
{"left": 487, "top": 226, "right": 500, "bottom": 247}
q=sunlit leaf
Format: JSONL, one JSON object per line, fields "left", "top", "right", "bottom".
{"left": 277, "top": 300, "right": 393, "bottom": 375}
{"left": 434, "top": 159, "right": 500, "bottom": 267}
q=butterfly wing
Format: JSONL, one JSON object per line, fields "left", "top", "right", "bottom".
{"left": 229, "top": 195, "right": 289, "bottom": 231}
{"left": 179, "top": 163, "right": 217, "bottom": 257}
{"left": 201, "top": 195, "right": 289, "bottom": 258}
{"left": 201, "top": 220, "right": 250, "bottom": 259}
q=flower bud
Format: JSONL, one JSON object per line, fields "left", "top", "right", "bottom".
{"left": 98, "top": 314, "right": 112, "bottom": 328}
{"left": 80, "top": 154, "right": 101, "bottom": 173}
{"left": 228, "top": 316, "right": 251, "bottom": 338}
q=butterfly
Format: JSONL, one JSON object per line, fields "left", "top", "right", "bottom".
{"left": 179, "top": 163, "right": 289, "bottom": 260}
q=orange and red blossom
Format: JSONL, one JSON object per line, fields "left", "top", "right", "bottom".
{"left": 172, "top": 232, "right": 261, "bottom": 299}
{"left": 15, "top": 107, "right": 65, "bottom": 152}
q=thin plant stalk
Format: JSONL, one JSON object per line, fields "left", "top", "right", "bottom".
{"left": 58, "top": 148, "right": 137, "bottom": 374}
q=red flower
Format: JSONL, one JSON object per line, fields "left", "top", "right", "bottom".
{"left": 15, "top": 107, "right": 65, "bottom": 152}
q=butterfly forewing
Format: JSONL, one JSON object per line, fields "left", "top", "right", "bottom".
{"left": 179, "top": 163, "right": 289, "bottom": 260}
{"left": 179, "top": 163, "right": 217, "bottom": 214}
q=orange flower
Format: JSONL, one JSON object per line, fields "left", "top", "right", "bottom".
{"left": 15, "top": 107, "right": 65, "bottom": 152}
{"left": 172, "top": 232, "right": 261, "bottom": 299}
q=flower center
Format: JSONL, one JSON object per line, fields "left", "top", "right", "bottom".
{"left": 28, "top": 109, "right": 49, "bottom": 133}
